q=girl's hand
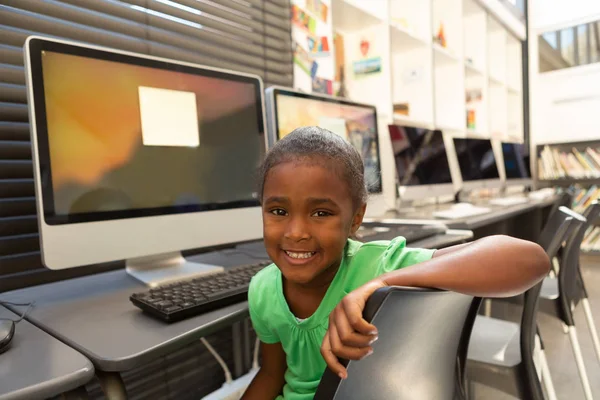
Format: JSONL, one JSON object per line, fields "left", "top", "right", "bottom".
{"left": 320, "top": 279, "right": 387, "bottom": 379}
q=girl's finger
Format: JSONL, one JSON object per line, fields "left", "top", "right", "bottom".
{"left": 334, "top": 305, "right": 377, "bottom": 347}
{"left": 341, "top": 296, "right": 378, "bottom": 335}
{"left": 329, "top": 318, "right": 373, "bottom": 361}
{"left": 321, "top": 331, "right": 348, "bottom": 379}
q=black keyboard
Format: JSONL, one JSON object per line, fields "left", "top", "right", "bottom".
{"left": 355, "top": 224, "right": 445, "bottom": 243}
{"left": 130, "top": 261, "right": 271, "bottom": 322}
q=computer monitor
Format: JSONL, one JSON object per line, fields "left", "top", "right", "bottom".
{"left": 24, "top": 36, "right": 267, "bottom": 286}
{"left": 501, "top": 142, "right": 532, "bottom": 187}
{"left": 265, "top": 87, "right": 382, "bottom": 195}
{"left": 452, "top": 138, "right": 502, "bottom": 191}
{"left": 388, "top": 126, "right": 454, "bottom": 201}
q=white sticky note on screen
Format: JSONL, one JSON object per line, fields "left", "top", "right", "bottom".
{"left": 138, "top": 86, "right": 199, "bottom": 147}
{"left": 318, "top": 117, "right": 347, "bottom": 140}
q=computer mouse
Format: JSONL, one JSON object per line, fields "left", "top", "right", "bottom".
{"left": 452, "top": 202, "right": 474, "bottom": 209}
{"left": 0, "top": 320, "right": 15, "bottom": 354}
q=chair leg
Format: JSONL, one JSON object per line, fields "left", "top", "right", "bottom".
{"left": 582, "top": 298, "right": 600, "bottom": 364}
{"left": 539, "top": 349, "right": 558, "bottom": 400}
{"left": 567, "top": 326, "right": 594, "bottom": 400}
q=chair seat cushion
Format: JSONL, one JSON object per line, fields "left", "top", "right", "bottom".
{"left": 467, "top": 316, "right": 521, "bottom": 367}
{"left": 540, "top": 277, "right": 559, "bottom": 300}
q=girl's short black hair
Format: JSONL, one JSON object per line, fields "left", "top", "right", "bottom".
{"left": 258, "top": 126, "right": 368, "bottom": 208}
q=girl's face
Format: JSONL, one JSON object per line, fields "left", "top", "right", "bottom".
{"left": 262, "top": 160, "right": 365, "bottom": 286}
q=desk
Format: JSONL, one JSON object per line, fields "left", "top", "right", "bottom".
{"left": 0, "top": 306, "right": 94, "bottom": 400}
{"left": 365, "top": 196, "right": 558, "bottom": 242}
{"left": 0, "top": 232, "right": 469, "bottom": 399}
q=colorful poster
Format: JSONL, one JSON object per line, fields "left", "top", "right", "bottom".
{"left": 352, "top": 37, "right": 382, "bottom": 78}
{"left": 312, "top": 77, "right": 333, "bottom": 95}
{"left": 353, "top": 57, "right": 382, "bottom": 77}
{"left": 293, "top": 43, "right": 313, "bottom": 75}
{"left": 292, "top": 5, "right": 317, "bottom": 35}
{"left": 306, "top": 0, "right": 329, "bottom": 23}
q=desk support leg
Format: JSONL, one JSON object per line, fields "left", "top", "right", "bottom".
{"left": 96, "top": 371, "right": 128, "bottom": 400}
{"left": 232, "top": 322, "right": 244, "bottom": 378}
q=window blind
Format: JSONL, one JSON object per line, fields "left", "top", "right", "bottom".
{"left": 0, "top": 0, "right": 292, "bottom": 292}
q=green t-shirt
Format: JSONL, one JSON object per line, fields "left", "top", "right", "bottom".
{"left": 248, "top": 237, "right": 436, "bottom": 400}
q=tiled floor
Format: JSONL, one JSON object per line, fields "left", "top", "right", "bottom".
{"left": 473, "top": 255, "right": 600, "bottom": 399}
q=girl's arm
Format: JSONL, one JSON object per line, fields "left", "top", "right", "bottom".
{"left": 242, "top": 342, "right": 287, "bottom": 399}
{"left": 321, "top": 235, "right": 550, "bottom": 378}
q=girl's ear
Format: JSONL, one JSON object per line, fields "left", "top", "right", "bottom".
{"left": 350, "top": 203, "right": 367, "bottom": 234}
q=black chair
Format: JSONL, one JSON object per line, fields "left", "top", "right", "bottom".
{"left": 538, "top": 201, "right": 600, "bottom": 400}
{"left": 466, "top": 207, "right": 584, "bottom": 400}
{"left": 545, "top": 189, "right": 574, "bottom": 275}
{"left": 314, "top": 287, "right": 481, "bottom": 400}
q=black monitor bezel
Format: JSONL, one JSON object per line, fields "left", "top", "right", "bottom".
{"left": 391, "top": 127, "right": 453, "bottom": 187}
{"left": 28, "top": 38, "right": 265, "bottom": 225}
{"left": 270, "top": 88, "right": 383, "bottom": 194}
{"left": 452, "top": 137, "right": 500, "bottom": 182}
{"left": 501, "top": 142, "right": 531, "bottom": 179}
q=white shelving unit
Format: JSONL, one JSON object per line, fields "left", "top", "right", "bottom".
{"left": 329, "top": 0, "right": 526, "bottom": 209}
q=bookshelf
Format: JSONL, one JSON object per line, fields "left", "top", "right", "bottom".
{"left": 329, "top": 0, "right": 526, "bottom": 209}
{"left": 536, "top": 140, "right": 600, "bottom": 181}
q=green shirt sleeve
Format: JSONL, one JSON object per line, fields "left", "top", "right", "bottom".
{"left": 248, "top": 273, "right": 280, "bottom": 344}
{"left": 378, "top": 236, "right": 436, "bottom": 275}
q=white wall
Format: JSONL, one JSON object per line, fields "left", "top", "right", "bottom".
{"left": 533, "top": 63, "right": 600, "bottom": 145}
{"left": 533, "top": 0, "right": 600, "bottom": 33}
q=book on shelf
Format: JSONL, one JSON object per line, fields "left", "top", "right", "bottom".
{"left": 538, "top": 145, "right": 600, "bottom": 180}
{"left": 582, "top": 226, "right": 600, "bottom": 253}
{"left": 571, "top": 185, "right": 600, "bottom": 214}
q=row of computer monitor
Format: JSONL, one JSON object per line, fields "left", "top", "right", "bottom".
{"left": 24, "top": 36, "right": 529, "bottom": 281}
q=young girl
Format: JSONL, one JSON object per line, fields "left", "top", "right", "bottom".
{"left": 242, "top": 126, "right": 549, "bottom": 400}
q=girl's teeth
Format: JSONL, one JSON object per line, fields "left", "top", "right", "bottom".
{"left": 285, "top": 251, "right": 315, "bottom": 259}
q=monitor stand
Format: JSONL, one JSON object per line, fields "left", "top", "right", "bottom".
{"left": 126, "top": 251, "right": 224, "bottom": 287}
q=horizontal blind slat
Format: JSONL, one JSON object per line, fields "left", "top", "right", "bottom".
{"left": 0, "top": 44, "right": 24, "bottom": 66}
{"left": 0, "top": 251, "right": 42, "bottom": 275}
{"left": 58, "top": 0, "right": 266, "bottom": 56}
{"left": 0, "top": 65, "right": 25, "bottom": 85}
{"left": 0, "top": 179, "right": 34, "bottom": 198}
{"left": 122, "top": 0, "right": 264, "bottom": 38}
{"left": 0, "top": 83, "right": 26, "bottom": 103}
{"left": 0, "top": 233, "right": 39, "bottom": 256}
{"left": 0, "top": 215, "right": 38, "bottom": 236}
{"left": 0, "top": 197, "right": 36, "bottom": 218}
{"left": 0, "top": 160, "right": 33, "bottom": 179}
{"left": 213, "top": 0, "right": 263, "bottom": 19}
{"left": 0, "top": 141, "right": 31, "bottom": 159}
{"left": 7, "top": 0, "right": 268, "bottom": 69}
{"left": 0, "top": 102, "right": 28, "bottom": 122}
{"left": 0, "top": 122, "right": 29, "bottom": 141}
{"left": 0, "top": 8, "right": 265, "bottom": 78}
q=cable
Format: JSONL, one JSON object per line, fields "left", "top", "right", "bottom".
{"left": 252, "top": 337, "right": 260, "bottom": 370}
{"left": 0, "top": 301, "right": 35, "bottom": 323}
{"left": 200, "top": 337, "right": 233, "bottom": 383}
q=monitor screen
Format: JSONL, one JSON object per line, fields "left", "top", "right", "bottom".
{"left": 502, "top": 143, "right": 531, "bottom": 179}
{"left": 389, "top": 126, "right": 452, "bottom": 186}
{"left": 33, "top": 44, "right": 265, "bottom": 224}
{"left": 453, "top": 138, "right": 500, "bottom": 181}
{"left": 271, "top": 89, "right": 382, "bottom": 193}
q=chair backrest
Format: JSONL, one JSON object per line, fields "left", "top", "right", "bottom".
{"left": 314, "top": 287, "right": 480, "bottom": 400}
{"left": 558, "top": 201, "right": 598, "bottom": 323}
{"left": 519, "top": 207, "right": 584, "bottom": 399}
{"left": 545, "top": 190, "right": 574, "bottom": 228}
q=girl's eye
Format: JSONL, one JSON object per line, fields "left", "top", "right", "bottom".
{"left": 312, "top": 210, "right": 332, "bottom": 217}
{"left": 270, "top": 208, "right": 287, "bottom": 216}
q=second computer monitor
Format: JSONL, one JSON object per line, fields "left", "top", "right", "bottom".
{"left": 453, "top": 138, "right": 501, "bottom": 190}
{"left": 501, "top": 142, "right": 532, "bottom": 186}
{"left": 265, "top": 87, "right": 382, "bottom": 194}
{"left": 389, "top": 126, "right": 454, "bottom": 201}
